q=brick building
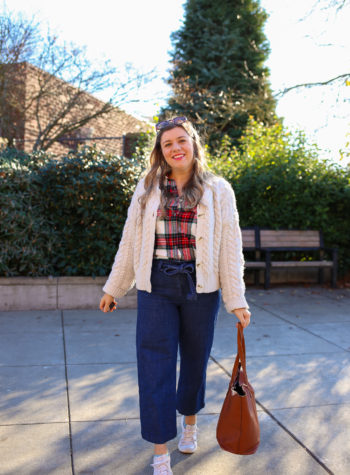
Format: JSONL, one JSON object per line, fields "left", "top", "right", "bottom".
{"left": 1, "top": 62, "right": 150, "bottom": 156}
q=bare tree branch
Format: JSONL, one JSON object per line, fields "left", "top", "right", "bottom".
{"left": 276, "top": 73, "right": 350, "bottom": 97}
{"left": 0, "top": 10, "right": 155, "bottom": 151}
{"left": 301, "top": 0, "right": 350, "bottom": 22}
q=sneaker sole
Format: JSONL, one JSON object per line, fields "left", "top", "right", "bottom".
{"left": 178, "top": 444, "right": 197, "bottom": 454}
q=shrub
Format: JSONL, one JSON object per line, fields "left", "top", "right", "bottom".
{"left": 1, "top": 120, "right": 349, "bottom": 278}
{"left": 0, "top": 150, "right": 58, "bottom": 276}
{"left": 0, "top": 146, "right": 146, "bottom": 276}
{"left": 208, "top": 119, "right": 350, "bottom": 275}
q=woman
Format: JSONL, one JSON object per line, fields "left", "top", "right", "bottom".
{"left": 99, "top": 117, "right": 251, "bottom": 474}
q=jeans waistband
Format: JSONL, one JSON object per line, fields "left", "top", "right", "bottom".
{"left": 153, "top": 259, "right": 197, "bottom": 301}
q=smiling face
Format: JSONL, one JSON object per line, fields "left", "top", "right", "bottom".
{"left": 160, "top": 126, "right": 195, "bottom": 176}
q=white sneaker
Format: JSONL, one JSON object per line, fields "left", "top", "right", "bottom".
{"left": 178, "top": 416, "right": 198, "bottom": 453}
{"left": 151, "top": 453, "right": 173, "bottom": 475}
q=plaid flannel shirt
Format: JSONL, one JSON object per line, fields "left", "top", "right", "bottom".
{"left": 153, "top": 175, "right": 197, "bottom": 261}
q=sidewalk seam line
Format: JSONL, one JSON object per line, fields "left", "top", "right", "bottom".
{"left": 252, "top": 402, "right": 350, "bottom": 410}
{"left": 61, "top": 310, "right": 75, "bottom": 475}
{"left": 210, "top": 355, "right": 334, "bottom": 475}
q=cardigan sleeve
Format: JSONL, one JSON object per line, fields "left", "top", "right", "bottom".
{"left": 218, "top": 179, "right": 249, "bottom": 312}
{"left": 102, "top": 179, "right": 144, "bottom": 299}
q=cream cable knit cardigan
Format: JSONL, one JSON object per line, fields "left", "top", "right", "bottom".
{"left": 102, "top": 175, "right": 249, "bottom": 313}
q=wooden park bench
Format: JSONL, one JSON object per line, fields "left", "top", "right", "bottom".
{"left": 242, "top": 228, "right": 338, "bottom": 289}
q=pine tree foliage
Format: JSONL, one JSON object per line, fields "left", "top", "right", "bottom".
{"left": 162, "top": 0, "right": 276, "bottom": 147}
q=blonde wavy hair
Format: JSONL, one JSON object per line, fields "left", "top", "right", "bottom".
{"left": 139, "top": 119, "right": 215, "bottom": 216}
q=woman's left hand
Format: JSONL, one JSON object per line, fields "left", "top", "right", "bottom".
{"left": 233, "top": 308, "right": 251, "bottom": 328}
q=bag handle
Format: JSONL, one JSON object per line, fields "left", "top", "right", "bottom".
{"left": 237, "top": 323, "right": 247, "bottom": 373}
{"left": 229, "top": 323, "right": 248, "bottom": 386}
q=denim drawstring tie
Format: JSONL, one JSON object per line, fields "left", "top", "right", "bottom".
{"left": 158, "top": 261, "right": 197, "bottom": 301}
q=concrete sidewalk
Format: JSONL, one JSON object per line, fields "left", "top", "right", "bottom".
{"left": 0, "top": 286, "right": 349, "bottom": 474}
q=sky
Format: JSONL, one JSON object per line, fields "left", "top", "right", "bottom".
{"left": 3, "top": 0, "right": 350, "bottom": 166}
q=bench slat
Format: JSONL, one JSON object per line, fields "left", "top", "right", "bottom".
{"left": 260, "top": 230, "right": 321, "bottom": 248}
{"left": 243, "top": 241, "right": 256, "bottom": 248}
{"left": 245, "top": 262, "right": 266, "bottom": 268}
{"left": 260, "top": 230, "right": 319, "bottom": 236}
{"left": 242, "top": 229, "right": 256, "bottom": 248}
{"left": 271, "top": 261, "right": 333, "bottom": 267}
{"left": 262, "top": 243, "right": 321, "bottom": 248}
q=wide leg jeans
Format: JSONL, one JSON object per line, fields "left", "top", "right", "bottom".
{"left": 136, "top": 258, "right": 221, "bottom": 444}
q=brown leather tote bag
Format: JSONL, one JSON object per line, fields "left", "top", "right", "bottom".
{"left": 216, "top": 322, "right": 260, "bottom": 455}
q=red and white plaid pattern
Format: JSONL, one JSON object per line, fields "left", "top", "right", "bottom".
{"left": 154, "top": 175, "right": 197, "bottom": 261}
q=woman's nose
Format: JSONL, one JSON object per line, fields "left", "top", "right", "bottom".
{"left": 172, "top": 142, "right": 181, "bottom": 151}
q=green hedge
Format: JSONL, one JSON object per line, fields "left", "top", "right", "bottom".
{"left": 1, "top": 119, "right": 349, "bottom": 278}
{"left": 0, "top": 146, "right": 145, "bottom": 277}
{"left": 208, "top": 120, "right": 350, "bottom": 276}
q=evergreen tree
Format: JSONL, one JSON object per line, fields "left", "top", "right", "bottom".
{"left": 162, "top": 0, "right": 276, "bottom": 147}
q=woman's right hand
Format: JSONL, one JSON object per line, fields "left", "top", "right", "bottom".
{"left": 99, "top": 293, "right": 118, "bottom": 313}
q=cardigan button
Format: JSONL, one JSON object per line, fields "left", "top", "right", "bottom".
{"left": 197, "top": 284, "right": 203, "bottom": 288}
